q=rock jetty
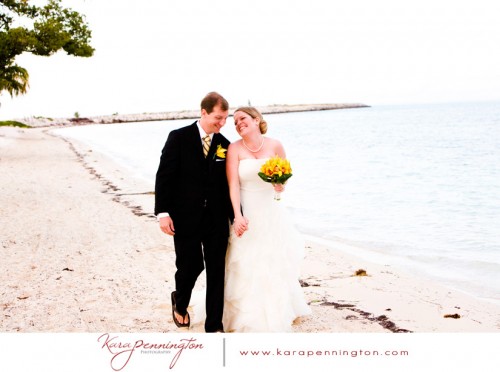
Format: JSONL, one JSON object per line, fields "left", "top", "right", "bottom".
{"left": 16, "top": 103, "right": 369, "bottom": 128}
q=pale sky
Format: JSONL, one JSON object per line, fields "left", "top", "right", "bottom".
{"left": 1, "top": 0, "right": 499, "bottom": 120}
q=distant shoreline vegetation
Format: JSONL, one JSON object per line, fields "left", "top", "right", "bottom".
{"left": 12, "top": 103, "right": 370, "bottom": 128}
{"left": 0, "top": 120, "right": 31, "bottom": 128}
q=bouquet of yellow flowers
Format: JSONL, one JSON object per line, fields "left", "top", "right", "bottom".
{"left": 258, "top": 156, "right": 293, "bottom": 200}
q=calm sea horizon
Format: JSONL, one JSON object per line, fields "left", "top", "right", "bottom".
{"left": 54, "top": 101, "right": 500, "bottom": 304}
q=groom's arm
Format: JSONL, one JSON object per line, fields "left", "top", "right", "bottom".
{"left": 154, "top": 130, "right": 180, "bottom": 216}
{"left": 155, "top": 130, "right": 182, "bottom": 236}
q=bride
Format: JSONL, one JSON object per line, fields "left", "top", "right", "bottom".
{"left": 223, "top": 106, "right": 311, "bottom": 332}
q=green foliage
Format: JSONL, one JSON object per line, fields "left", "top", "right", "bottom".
{"left": 34, "top": 115, "right": 53, "bottom": 120}
{"left": 0, "top": 120, "right": 30, "bottom": 127}
{"left": 257, "top": 172, "right": 293, "bottom": 184}
{"left": 0, "top": 63, "right": 29, "bottom": 96}
{"left": 0, "top": 0, "right": 94, "bottom": 98}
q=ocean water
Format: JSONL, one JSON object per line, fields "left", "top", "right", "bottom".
{"left": 54, "top": 101, "right": 500, "bottom": 303}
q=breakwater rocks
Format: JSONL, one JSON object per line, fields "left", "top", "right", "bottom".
{"left": 17, "top": 103, "right": 370, "bottom": 128}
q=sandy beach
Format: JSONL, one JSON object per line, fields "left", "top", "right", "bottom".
{"left": 1, "top": 126, "right": 499, "bottom": 333}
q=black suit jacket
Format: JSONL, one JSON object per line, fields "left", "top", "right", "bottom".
{"left": 154, "top": 122, "right": 232, "bottom": 237}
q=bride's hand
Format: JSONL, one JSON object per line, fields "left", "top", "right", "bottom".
{"left": 233, "top": 216, "right": 249, "bottom": 237}
{"left": 273, "top": 183, "right": 285, "bottom": 192}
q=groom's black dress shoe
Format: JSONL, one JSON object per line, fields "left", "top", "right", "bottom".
{"left": 205, "top": 327, "right": 224, "bottom": 333}
{"left": 171, "top": 291, "right": 190, "bottom": 328}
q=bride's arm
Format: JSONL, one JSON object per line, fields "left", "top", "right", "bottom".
{"left": 273, "top": 138, "right": 286, "bottom": 158}
{"left": 226, "top": 143, "right": 248, "bottom": 237}
{"left": 273, "top": 139, "right": 287, "bottom": 192}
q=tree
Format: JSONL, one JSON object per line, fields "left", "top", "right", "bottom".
{"left": 0, "top": 0, "right": 94, "bottom": 98}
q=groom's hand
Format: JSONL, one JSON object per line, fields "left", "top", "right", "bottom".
{"left": 159, "top": 216, "right": 175, "bottom": 235}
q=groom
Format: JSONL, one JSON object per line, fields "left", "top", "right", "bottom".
{"left": 154, "top": 92, "right": 232, "bottom": 333}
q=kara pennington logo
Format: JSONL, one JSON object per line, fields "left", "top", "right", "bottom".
{"left": 97, "top": 333, "right": 203, "bottom": 370}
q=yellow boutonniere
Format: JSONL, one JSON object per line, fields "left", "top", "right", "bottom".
{"left": 215, "top": 144, "right": 227, "bottom": 159}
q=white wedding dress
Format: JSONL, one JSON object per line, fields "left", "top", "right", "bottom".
{"left": 222, "top": 158, "right": 311, "bottom": 332}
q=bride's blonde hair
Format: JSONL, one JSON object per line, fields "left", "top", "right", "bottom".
{"left": 234, "top": 106, "right": 268, "bottom": 134}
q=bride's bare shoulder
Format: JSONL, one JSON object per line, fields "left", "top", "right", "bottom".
{"left": 264, "top": 137, "right": 286, "bottom": 156}
{"left": 227, "top": 140, "right": 244, "bottom": 158}
{"left": 264, "top": 137, "right": 284, "bottom": 148}
{"left": 265, "top": 137, "right": 281, "bottom": 144}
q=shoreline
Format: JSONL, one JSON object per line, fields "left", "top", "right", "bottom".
{"left": 1, "top": 126, "right": 498, "bottom": 333}
{"left": 303, "top": 233, "right": 500, "bottom": 307}
{"left": 12, "top": 103, "right": 370, "bottom": 128}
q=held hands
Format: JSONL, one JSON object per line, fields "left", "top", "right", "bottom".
{"left": 233, "top": 215, "right": 249, "bottom": 237}
{"left": 159, "top": 216, "right": 175, "bottom": 236}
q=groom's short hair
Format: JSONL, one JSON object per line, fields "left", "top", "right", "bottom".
{"left": 201, "top": 92, "right": 229, "bottom": 113}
